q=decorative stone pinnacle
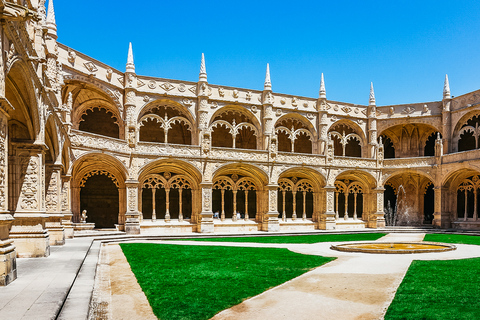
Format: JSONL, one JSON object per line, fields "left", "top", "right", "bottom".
{"left": 443, "top": 74, "right": 451, "bottom": 99}
{"left": 46, "top": 0, "right": 57, "bottom": 33}
{"left": 199, "top": 53, "right": 207, "bottom": 82}
{"left": 126, "top": 42, "right": 135, "bottom": 73}
{"left": 369, "top": 82, "right": 376, "bottom": 105}
{"left": 264, "top": 63, "right": 272, "bottom": 91}
{"left": 319, "top": 73, "right": 326, "bottom": 99}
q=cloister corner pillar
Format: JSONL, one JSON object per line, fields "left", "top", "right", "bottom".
{"left": 0, "top": 113, "right": 16, "bottom": 285}
{"left": 370, "top": 187, "right": 385, "bottom": 228}
{"left": 9, "top": 143, "right": 50, "bottom": 258}
{"left": 433, "top": 187, "right": 450, "bottom": 228}
{"left": 125, "top": 181, "right": 140, "bottom": 235}
{"left": 45, "top": 164, "right": 65, "bottom": 245}
{"left": 60, "top": 174, "right": 74, "bottom": 239}
{"left": 320, "top": 186, "right": 336, "bottom": 230}
{"left": 263, "top": 184, "right": 280, "bottom": 232}
{"left": 200, "top": 183, "right": 214, "bottom": 233}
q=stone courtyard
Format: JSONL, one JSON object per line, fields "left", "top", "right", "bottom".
{"left": 0, "top": 1, "right": 480, "bottom": 319}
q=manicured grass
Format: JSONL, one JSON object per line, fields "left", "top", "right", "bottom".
{"left": 185, "top": 232, "right": 386, "bottom": 244}
{"left": 121, "top": 243, "right": 334, "bottom": 320}
{"left": 424, "top": 233, "right": 480, "bottom": 245}
{"left": 385, "top": 233, "right": 480, "bottom": 319}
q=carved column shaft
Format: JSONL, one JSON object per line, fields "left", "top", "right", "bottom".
{"left": 200, "top": 183, "right": 214, "bottom": 233}
{"left": 264, "top": 184, "right": 279, "bottom": 232}
{"left": 125, "top": 181, "right": 140, "bottom": 234}
{"left": 152, "top": 188, "right": 156, "bottom": 221}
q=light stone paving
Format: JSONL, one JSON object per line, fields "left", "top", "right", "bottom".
{"left": 0, "top": 238, "right": 94, "bottom": 320}
{"left": 112, "top": 233, "right": 480, "bottom": 320}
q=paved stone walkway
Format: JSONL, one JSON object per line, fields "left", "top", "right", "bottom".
{"left": 4, "top": 233, "right": 480, "bottom": 319}
{"left": 0, "top": 237, "right": 94, "bottom": 320}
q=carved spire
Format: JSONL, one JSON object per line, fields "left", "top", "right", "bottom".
{"left": 443, "top": 74, "right": 451, "bottom": 99}
{"left": 46, "top": 0, "right": 57, "bottom": 35}
{"left": 369, "top": 82, "right": 376, "bottom": 105}
{"left": 319, "top": 73, "right": 326, "bottom": 99}
{"left": 264, "top": 63, "right": 272, "bottom": 90}
{"left": 199, "top": 53, "right": 207, "bottom": 82}
{"left": 126, "top": 42, "right": 135, "bottom": 73}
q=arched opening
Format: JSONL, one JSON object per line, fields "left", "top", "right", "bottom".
{"left": 138, "top": 101, "right": 193, "bottom": 145}
{"left": 275, "top": 116, "right": 314, "bottom": 154}
{"left": 79, "top": 107, "right": 119, "bottom": 138}
{"left": 329, "top": 123, "right": 362, "bottom": 157}
{"left": 80, "top": 174, "right": 119, "bottom": 228}
{"left": 458, "top": 131, "right": 476, "bottom": 152}
{"left": 212, "top": 175, "right": 258, "bottom": 220}
{"left": 210, "top": 108, "right": 259, "bottom": 150}
{"left": 456, "top": 176, "right": 480, "bottom": 220}
{"left": 139, "top": 118, "right": 165, "bottom": 143}
{"left": 141, "top": 173, "right": 193, "bottom": 221}
{"left": 211, "top": 123, "right": 233, "bottom": 148}
{"left": 334, "top": 180, "right": 363, "bottom": 219}
{"left": 424, "top": 132, "right": 441, "bottom": 156}
{"left": 384, "top": 184, "right": 397, "bottom": 226}
{"left": 424, "top": 183, "right": 434, "bottom": 223}
{"left": 277, "top": 177, "right": 314, "bottom": 221}
{"left": 380, "top": 135, "right": 395, "bottom": 158}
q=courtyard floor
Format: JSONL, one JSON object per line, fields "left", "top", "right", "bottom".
{"left": 2, "top": 231, "right": 480, "bottom": 319}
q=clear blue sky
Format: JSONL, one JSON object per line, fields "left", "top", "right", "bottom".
{"left": 55, "top": 0, "right": 480, "bottom": 106}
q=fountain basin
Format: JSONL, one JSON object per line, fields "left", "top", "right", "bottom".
{"left": 330, "top": 242, "right": 456, "bottom": 254}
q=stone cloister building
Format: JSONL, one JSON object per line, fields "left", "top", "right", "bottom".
{"left": 1, "top": 0, "right": 480, "bottom": 285}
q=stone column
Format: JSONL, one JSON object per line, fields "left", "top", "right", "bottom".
{"left": 263, "top": 184, "right": 279, "bottom": 232}
{"left": 9, "top": 143, "right": 50, "bottom": 258}
{"left": 125, "top": 181, "right": 140, "bottom": 234}
{"left": 369, "top": 188, "right": 385, "bottom": 228}
{"left": 60, "top": 174, "right": 74, "bottom": 239}
{"left": 199, "top": 183, "right": 214, "bottom": 233}
{"left": 319, "top": 186, "right": 336, "bottom": 230}
{"left": 433, "top": 186, "right": 450, "bottom": 228}
{"left": 44, "top": 163, "right": 65, "bottom": 245}
{"left": 0, "top": 110, "right": 16, "bottom": 285}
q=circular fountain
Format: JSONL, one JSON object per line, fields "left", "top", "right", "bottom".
{"left": 330, "top": 242, "right": 456, "bottom": 254}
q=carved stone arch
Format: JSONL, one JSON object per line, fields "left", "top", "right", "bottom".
{"left": 335, "top": 169, "right": 377, "bottom": 190}
{"left": 45, "top": 114, "right": 60, "bottom": 163}
{"left": 275, "top": 113, "right": 317, "bottom": 137}
{"left": 74, "top": 98, "right": 123, "bottom": 129}
{"left": 236, "top": 177, "right": 258, "bottom": 191}
{"left": 210, "top": 105, "right": 261, "bottom": 130}
{"left": 212, "top": 162, "right": 269, "bottom": 188}
{"left": 452, "top": 109, "right": 480, "bottom": 140}
{"left": 6, "top": 60, "right": 40, "bottom": 140}
{"left": 328, "top": 119, "right": 366, "bottom": 143}
{"left": 71, "top": 152, "right": 127, "bottom": 227}
{"left": 277, "top": 178, "right": 294, "bottom": 192}
{"left": 142, "top": 174, "right": 168, "bottom": 189}
{"left": 138, "top": 98, "right": 195, "bottom": 126}
{"left": 138, "top": 159, "right": 202, "bottom": 187}
{"left": 213, "top": 176, "right": 235, "bottom": 191}
{"left": 71, "top": 153, "right": 128, "bottom": 188}
{"left": 277, "top": 167, "right": 326, "bottom": 190}
{"left": 63, "top": 75, "right": 123, "bottom": 114}
{"left": 441, "top": 168, "right": 480, "bottom": 191}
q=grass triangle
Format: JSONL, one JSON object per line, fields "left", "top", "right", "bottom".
{"left": 121, "top": 243, "right": 334, "bottom": 320}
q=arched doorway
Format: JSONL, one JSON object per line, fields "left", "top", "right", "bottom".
{"left": 80, "top": 174, "right": 119, "bottom": 228}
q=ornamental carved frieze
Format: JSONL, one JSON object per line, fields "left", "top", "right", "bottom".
{"left": 19, "top": 157, "right": 39, "bottom": 210}
{"left": 202, "top": 187, "right": 212, "bottom": 211}
{"left": 127, "top": 188, "right": 137, "bottom": 211}
{"left": 269, "top": 189, "right": 277, "bottom": 212}
{"left": 0, "top": 118, "right": 6, "bottom": 210}
{"left": 46, "top": 173, "right": 59, "bottom": 213}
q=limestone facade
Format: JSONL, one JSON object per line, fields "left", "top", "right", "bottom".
{"left": 1, "top": 0, "right": 480, "bottom": 284}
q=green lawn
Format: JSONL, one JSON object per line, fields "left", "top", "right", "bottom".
{"left": 120, "top": 243, "right": 334, "bottom": 320}
{"left": 385, "top": 233, "right": 480, "bottom": 319}
{"left": 184, "top": 232, "right": 386, "bottom": 244}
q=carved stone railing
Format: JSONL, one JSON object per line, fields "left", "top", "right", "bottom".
{"left": 383, "top": 157, "right": 435, "bottom": 168}
{"left": 70, "top": 130, "right": 130, "bottom": 153}
{"left": 276, "top": 152, "right": 325, "bottom": 166}
{"left": 333, "top": 157, "right": 377, "bottom": 168}
{"left": 442, "top": 149, "right": 480, "bottom": 164}
{"left": 136, "top": 141, "right": 200, "bottom": 158}
{"left": 209, "top": 147, "right": 268, "bottom": 162}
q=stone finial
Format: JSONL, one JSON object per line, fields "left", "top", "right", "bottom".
{"left": 443, "top": 74, "right": 451, "bottom": 99}
{"left": 126, "top": 42, "right": 135, "bottom": 73}
{"left": 199, "top": 53, "right": 207, "bottom": 82}
{"left": 369, "top": 82, "right": 376, "bottom": 105}
{"left": 67, "top": 92, "right": 73, "bottom": 109}
{"left": 319, "top": 73, "right": 326, "bottom": 99}
{"left": 264, "top": 63, "right": 272, "bottom": 91}
{"left": 46, "top": 0, "right": 57, "bottom": 34}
